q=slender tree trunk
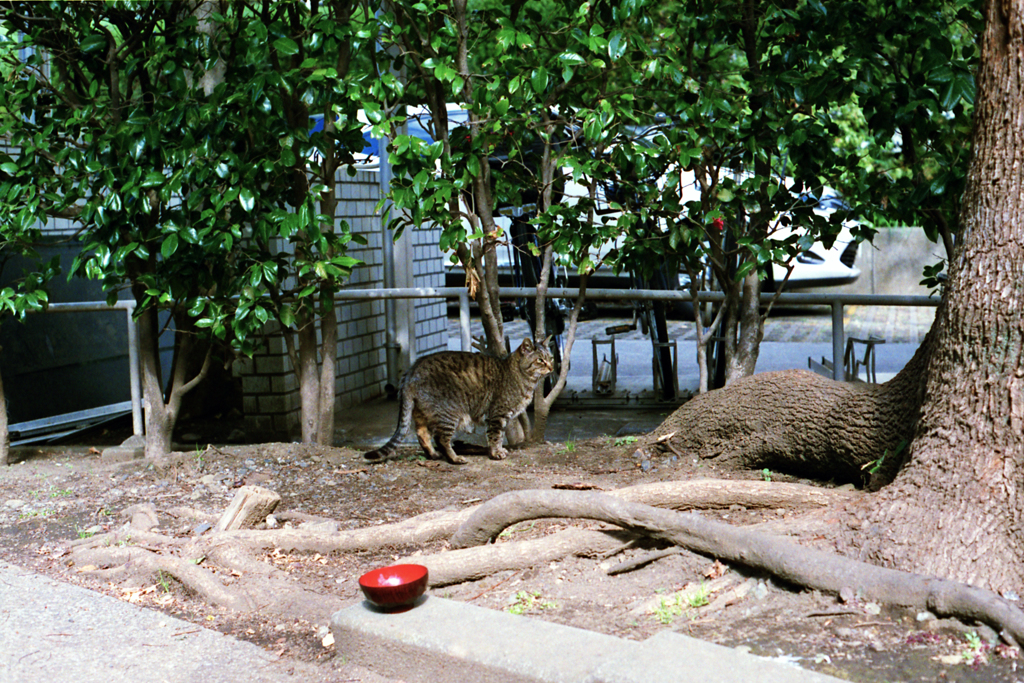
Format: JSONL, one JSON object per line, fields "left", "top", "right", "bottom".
{"left": 317, "top": 300, "right": 337, "bottom": 446}
{"left": 844, "top": 0, "right": 1024, "bottom": 592}
{"left": 137, "top": 307, "right": 173, "bottom": 460}
{"left": 0, "top": 359, "right": 8, "bottom": 466}
{"left": 297, "top": 315, "right": 320, "bottom": 443}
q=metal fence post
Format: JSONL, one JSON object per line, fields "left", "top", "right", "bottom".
{"left": 831, "top": 299, "right": 845, "bottom": 381}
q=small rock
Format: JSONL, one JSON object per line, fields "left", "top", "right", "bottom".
{"left": 838, "top": 586, "right": 856, "bottom": 604}
{"left": 266, "top": 514, "right": 279, "bottom": 529}
{"left": 752, "top": 580, "right": 769, "bottom": 600}
{"left": 200, "top": 474, "right": 219, "bottom": 486}
{"left": 640, "top": 460, "right": 652, "bottom": 472}
{"left": 916, "top": 610, "right": 937, "bottom": 622}
{"left": 5, "top": 499, "right": 25, "bottom": 509}
{"left": 192, "top": 522, "right": 213, "bottom": 536}
{"left": 864, "top": 602, "right": 881, "bottom": 616}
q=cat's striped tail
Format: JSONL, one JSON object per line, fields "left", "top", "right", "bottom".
{"left": 363, "top": 390, "right": 414, "bottom": 461}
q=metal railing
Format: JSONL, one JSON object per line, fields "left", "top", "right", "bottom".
{"left": 335, "top": 286, "right": 939, "bottom": 381}
{"left": 16, "top": 288, "right": 938, "bottom": 442}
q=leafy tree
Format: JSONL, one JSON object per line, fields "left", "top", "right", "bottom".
{"left": 651, "top": 0, "right": 1024, "bottom": 595}
{"left": 201, "top": 0, "right": 370, "bottom": 445}
{"left": 0, "top": 2, "right": 365, "bottom": 458}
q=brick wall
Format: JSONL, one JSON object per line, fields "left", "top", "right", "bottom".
{"left": 237, "top": 169, "right": 447, "bottom": 439}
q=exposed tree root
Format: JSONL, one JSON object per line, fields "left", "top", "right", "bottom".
{"left": 63, "top": 478, "right": 858, "bottom": 624}
{"left": 203, "top": 479, "right": 853, "bottom": 555}
{"left": 74, "top": 544, "right": 257, "bottom": 612}
{"left": 408, "top": 527, "right": 633, "bottom": 586}
{"left": 641, "top": 365, "right": 927, "bottom": 486}
{"left": 448, "top": 489, "right": 1024, "bottom": 645}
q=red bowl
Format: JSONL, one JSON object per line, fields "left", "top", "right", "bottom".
{"left": 358, "top": 564, "right": 429, "bottom": 610}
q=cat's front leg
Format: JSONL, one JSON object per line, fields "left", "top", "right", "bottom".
{"left": 486, "top": 418, "right": 509, "bottom": 460}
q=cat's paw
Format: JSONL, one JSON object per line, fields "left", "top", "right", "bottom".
{"left": 489, "top": 448, "right": 508, "bottom": 460}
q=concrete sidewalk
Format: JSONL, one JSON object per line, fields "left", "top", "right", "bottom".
{"left": 0, "top": 560, "right": 334, "bottom": 683}
{"left": 0, "top": 554, "right": 841, "bottom": 683}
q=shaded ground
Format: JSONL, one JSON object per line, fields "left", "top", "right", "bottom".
{"left": 0, "top": 414, "right": 1019, "bottom": 682}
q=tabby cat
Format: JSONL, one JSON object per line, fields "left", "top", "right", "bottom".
{"left": 363, "top": 338, "right": 554, "bottom": 464}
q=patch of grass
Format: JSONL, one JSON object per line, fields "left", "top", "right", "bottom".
{"left": 498, "top": 521, "right": 536, "bottom": 539}
{"left": 651, "top": 583, "right": 711, "bottom": 625}
{"left": 17, "top": 508, "right": 54, "bottom": 520}
{"left": 610, "top": 436, "right": 638, "bottom": 447}
{"left": 506, "top": 590, "right": 558, "bottom": 615}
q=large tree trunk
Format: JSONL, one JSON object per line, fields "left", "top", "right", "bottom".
{"left": 839, "top": 1, "right": 1024, "bottom": 592}
{"left": 647, "top": 1, "right": 1024, "bottom": 594}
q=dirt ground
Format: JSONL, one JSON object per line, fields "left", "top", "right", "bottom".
{"left": 1, "top": 415, "right": 1021, "bottom": 683}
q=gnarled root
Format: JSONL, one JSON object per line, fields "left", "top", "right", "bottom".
{"left": 448, "top": 489, "right": 1024, "bottom": 645}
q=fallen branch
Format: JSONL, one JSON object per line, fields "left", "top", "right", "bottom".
{"left": 450, "top": 489, "right": 1024, "bottom": 645}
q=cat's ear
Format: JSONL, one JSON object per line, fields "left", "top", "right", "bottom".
{"left": 520, "top": 338, "right": 534, "bottom": 352}
{"left": 542, "top": 335, "right": 552, "bottom": 347}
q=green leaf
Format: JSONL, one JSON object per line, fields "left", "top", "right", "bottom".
{"left": 530, "top": 68, "right": 549, "bottom": 95}
{"left": 161, "top": 234, "right": 179, "bottom": 259}
{"left": 273, "top": 37, "right": 300, "bottom": 56}
{"left": 239, "top": 188, "right": 255, "bottom": 212}
{"left": 608, "top": 31, "right": 627, "bottom": 60}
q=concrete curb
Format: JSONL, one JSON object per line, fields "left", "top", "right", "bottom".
{"left": 331, "top": 595, "right": 843, "bottom": 683}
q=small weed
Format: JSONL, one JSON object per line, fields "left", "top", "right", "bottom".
{"left": 498, "top": 521, "right": 536, "bottom": 539}
{"left": 49, "top": 488, "right": 73, "bottom": 498}
{"left": 506, "top": 591, "right": 558, "bottom": 615}
{"left": 651, "top": 583, "right": 711, "bottom": 625}
{"left": 962, "top": 631, "right": 990, "bottom": 667}
{"left": 17, "top": 508, "right": 53, "bottom": 520}
{"left": 156, "top": 570, "right": 173, "bottom": 593}
{"left": 862, "top": 440, "right": 907, "bottom": 477}
{"left": 75, "top": 526, "right": 96, "bottom": 539}
{"left": 611, "top": 436, "right": 638, "bottom": 447}
{"left": 761, "top": 468, "right": 772, "bottom": 482}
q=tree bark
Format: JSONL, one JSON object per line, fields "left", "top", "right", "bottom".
{"left": 840, "top": 1, "right": 1024, "bottom": 592}
{"left": 444, "top": 489, "right": 1024, "bottom": 643}
{"left": 0, "top": 360, "right": 8, "bottom": 466}
{"left": 643, "top": 332, "right": 931, "bottom": 485}
{"left": 297, "top": 314, "right": 320, "bottom": 443}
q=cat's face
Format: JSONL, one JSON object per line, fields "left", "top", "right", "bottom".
{"left": 516, "top": 338, "right": 555, "bottom": 380}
